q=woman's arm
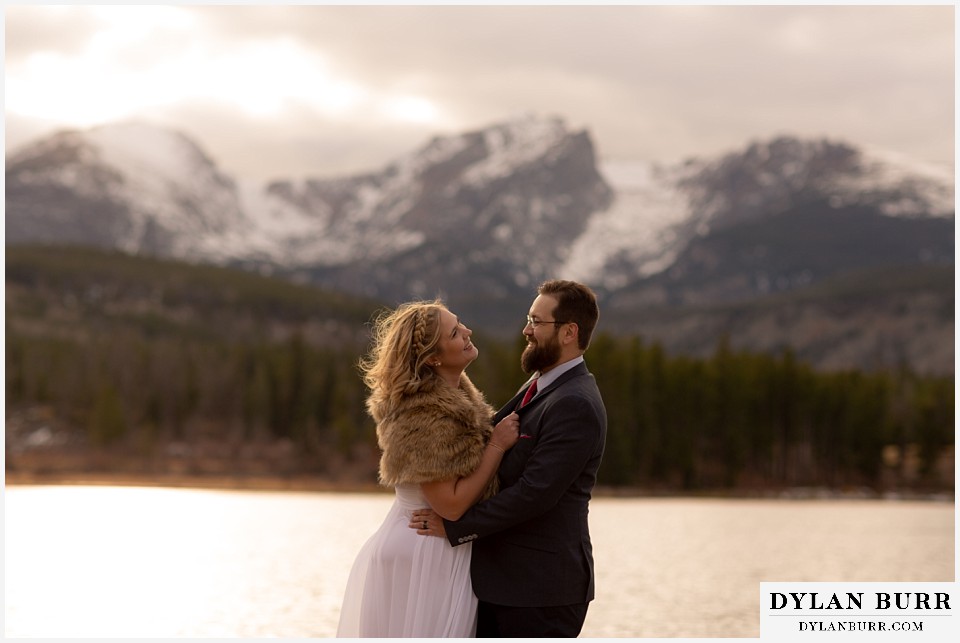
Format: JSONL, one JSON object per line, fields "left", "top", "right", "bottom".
{"left": 439, "top": 394, "right": 605, "bottom": 544}
{"left": 420, "top": 412, "right": 519, "bottom": 520}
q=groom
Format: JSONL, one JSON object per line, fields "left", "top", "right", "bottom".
{"left": 412, "top": 279, "right": 607, "bottom": 637}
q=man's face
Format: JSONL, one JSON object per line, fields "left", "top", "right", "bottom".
{"left": 521, "top": 294, "right": 563, "bottom": 374}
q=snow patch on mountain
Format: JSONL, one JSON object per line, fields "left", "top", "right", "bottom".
{"left": 403, "top": 132, "right": 472, "bottom": 174}
{"left": 226, "top": 176, "right": 425, "bottom": 267}
{"left": 561, "top": 160, "right": 692, "bottom": 288}
{"left": 462, "top": 115, "right": 569, "bottom": 185}
{"left": 87, "top": 122, "right": 203, "bottom": 185}
{"left": 832, "top": 145, "right": 955, "bottom": 217}
{"left": 192, "top": 179, "right": 309, "bottom": 261}
{"left": 83, "top": 122, "right": 245, "bottom": 254}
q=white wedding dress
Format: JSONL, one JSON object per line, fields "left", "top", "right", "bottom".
{"left": 337, "top": 484, "right": 477, "bottom": 637}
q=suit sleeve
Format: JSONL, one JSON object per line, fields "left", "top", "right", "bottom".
{"left": 444, "top": 394, "right": 603, "bottom": 545}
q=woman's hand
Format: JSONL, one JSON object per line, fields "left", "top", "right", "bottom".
{"left": 490, "top": 412, "right": 520, "bottom": 452}
{"left": 419, "top": 413, "right": 520, "bottom": 522}
{"left": 409, "top": 508, "right": 446, "bottom": 537}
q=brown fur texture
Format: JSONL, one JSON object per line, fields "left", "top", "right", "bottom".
{"left": 374, "top": 373, "right": 498, "bottom": 499}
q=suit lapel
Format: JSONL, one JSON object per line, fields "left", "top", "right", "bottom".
{"left": 534, "top": 362, "right": 587, "bottom": 399}
{"left": 508, "top": 362, "right": 589, "bottom": 416}
{"left": 494, "top": 387, "right": 528, "bottom": 423}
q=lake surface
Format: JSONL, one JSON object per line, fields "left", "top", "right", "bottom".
{"left": 4, "top": 485, "right": 954, "bottom": 638}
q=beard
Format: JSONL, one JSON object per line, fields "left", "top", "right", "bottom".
{"left": 521, "top": 334, "right": 562, "bottom": 374}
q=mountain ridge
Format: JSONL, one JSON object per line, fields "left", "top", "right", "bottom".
{"left": 9, "top": 117, "right": 953, "bottom": 276}
{"left": 5, "top": 115, "right": 954, "bottom": 373}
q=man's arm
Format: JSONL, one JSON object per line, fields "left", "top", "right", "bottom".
{"left": 419, "top": 412, "right": 520, "bottom": 520}
{"left": 442, "top": 394, "right": 604, "bottom": 546}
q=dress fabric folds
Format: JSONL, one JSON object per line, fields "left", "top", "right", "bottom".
{"left": 337, "top": 484, "right": 477, "bottom": 637}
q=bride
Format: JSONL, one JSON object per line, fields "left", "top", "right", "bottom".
{"left": 336, "top": 300, "right": 519, "bottom": 637}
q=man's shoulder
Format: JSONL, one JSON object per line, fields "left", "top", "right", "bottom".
{"left": 554, "top": 369, "right": 603, "bottom": 402}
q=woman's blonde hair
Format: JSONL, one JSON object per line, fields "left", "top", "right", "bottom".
{"left": 360, "top": 300, "right": 446, "bottom": 415}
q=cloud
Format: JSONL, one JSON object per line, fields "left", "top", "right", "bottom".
{"left": 4, "top": 5, "right": 954, "bottom": 181}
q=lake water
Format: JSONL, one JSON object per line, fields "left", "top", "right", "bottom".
{"left": 4, "top": 485, "right": 954, "bottom": 638}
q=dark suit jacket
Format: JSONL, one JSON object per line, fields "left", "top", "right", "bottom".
{"left": 444, "top": 361, "right": 607, "bottom": 607}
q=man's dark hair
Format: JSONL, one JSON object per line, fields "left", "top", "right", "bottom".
{"left": 538, "top": 280, "right": 599, "bottom": 350}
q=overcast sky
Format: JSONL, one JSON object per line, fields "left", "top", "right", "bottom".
{"left": 5, "top": 4, "right": 955, "bottom": 182}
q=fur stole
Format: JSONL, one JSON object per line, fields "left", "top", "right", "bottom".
{"left": 375, "top": 373, "right": 498, "bottom": 499}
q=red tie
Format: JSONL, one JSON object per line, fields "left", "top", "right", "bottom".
{"left": 520, "top": 379, "right": 538, "bottom": 407}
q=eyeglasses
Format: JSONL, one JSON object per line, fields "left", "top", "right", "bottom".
{"left": 525, "top": 315, "right": 569, "bottom": 328}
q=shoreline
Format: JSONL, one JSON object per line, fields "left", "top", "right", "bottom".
{"left": 3, "top": 470, "right": 388, "bottom": 494}
{"left": 5, "top": 470, "right": 953, "bottom": 502}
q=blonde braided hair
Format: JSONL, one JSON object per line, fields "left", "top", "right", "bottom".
{"left": 361, "top": 300, "right": 445, "bottom": 418}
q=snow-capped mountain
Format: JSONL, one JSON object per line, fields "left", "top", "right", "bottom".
{"left": 6, "top": 122, "right": 247, "bottom": 256}
{"left": 562, "top": 137, "right": 954, "bottom": 292}
{"left": 7, "top": 116, "right": 612, "bottom": 289}
{"left": 5, "top": 116, "right": 954, "bottom": 322}
{"left": 260, "top": 115, "right": 611, "bottom": 284}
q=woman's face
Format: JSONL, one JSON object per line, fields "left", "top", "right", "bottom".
{"left": 432, "top": 308, "right": 478, "bottom": 375}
